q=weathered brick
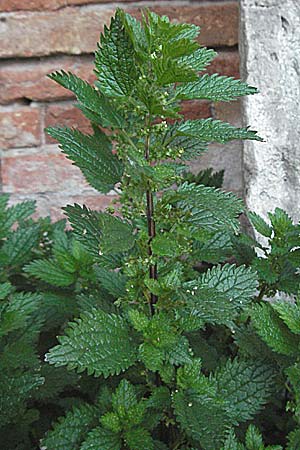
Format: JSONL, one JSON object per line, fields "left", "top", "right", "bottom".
{"left": 1, "top": 149, "right": 88, "bottom": 194}
{"left": 0, "top": 3, "right": 238, "bottom": 58}
{"left": 213, "top": 99, "right": 242, "bottom": 127}
{"left": 45, "top": 102, "right": 92, "bottom": 143}
{"left": 208, "top": 51, "right": 240, "bottom": 79}
{"left": 181, "top": 100, "right": 211, "bottom": 121}
{"left": 0, "top": 0, "right": 150, "bottom": 12}
{"left": 0, "top": 56, "right": 94, "bottom": 104}
{"left": 0, "top": 106, "right": 41, "bottom": 149}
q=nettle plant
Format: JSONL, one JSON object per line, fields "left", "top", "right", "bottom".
{"left": 25, "top": 8, "right": 300, "bottom": 449}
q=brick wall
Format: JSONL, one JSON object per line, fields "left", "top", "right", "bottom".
{"left": 0, "top": 0, "right": 240, "bottom": 220}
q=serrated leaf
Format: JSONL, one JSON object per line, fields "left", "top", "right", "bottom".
{"left": 153, "top": 57, "right": 198, "bottom": 85}
{"left": 95, "top": 10, "right": 139, "bottom": 97}
{"left": 0, "top": 292, "right": 41, "bottom": 337}
{"left": 268, "top": 208, "right": 294, "bottom": 236}
{"left": 80, "top": 426, "right": 122, "bottom": 450}
{"left": 177, "top": 118, "right": 263, "bottom": 143}
{"left": 125, "top": 427, "right": 155, "bottom": 450}
{"left": 173, "top": 182, "right": 244, "bottom": 233}
{"left": 181, "top": 264, "right": 258, "bottom": 327}
{"left": 271, "top": 300, "right": 300, "bottom": 334}
{"left": 0, "top": 200, "right": 36, "bottom": 239}
{"left": 1, "top": 225, "right": 39, "bottom": 266}
{"left": 222, "top": 429, "right": 245, "bottom": 450}
{"left": 213, "top": 358, "right": 274, "bottom": 423}
{"left": 0, "top": 371, "right": 44, "bottom": 427}
{"left": 46, "top": 309, "right": 138, "bottom": 377}
{"left": 0, "top": 282, "right": 12, "bottom": 300}
{"left": 48, "top": 71, "right": 124, "bottom": 127}
{"left": 248, "top": 211, "right": 273, "bottom": 238}
{"left": 287, "top": 429, "right": 300, "bottom": 450}
{"left": 41, "top": 403, "right": 98, "bottom": 450}
{"left": 251, "top": 303, "right": 300, "bottom": 356}
{"left": 47, "top": 127, "right": 123, "bottom": 194}
{"left": 161, "top": 123, "right": 208, "bottom": 160}
{"left": 173, "top": 390, "right": 229, "bottom": 450}
{"left": 245, "top": 425, "right": 264, "bottom": 450}
{"left": 147, "top": 11, "right": 200, "bottom": 42}
{"left": 65, "top": 204, "right": 135, "bottom": 257}
{"left": 24, "top": 259, "right": 76, "bottom": 287}
{"left": 94, "top": 266, "right": 127, "bottom": 298}
{"left": 179, "top": 47, "right": 217, "bottom": 72}
{"left": 176, "top": 74, "right": 257, "bottom": 102}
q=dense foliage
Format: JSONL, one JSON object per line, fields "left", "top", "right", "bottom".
{"left": 2, "top": 8, "right": 300, "bottom": 450}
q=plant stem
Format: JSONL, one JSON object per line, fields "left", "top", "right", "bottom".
{"left": 145, "top": 116, "right": 158, "bottom": 315}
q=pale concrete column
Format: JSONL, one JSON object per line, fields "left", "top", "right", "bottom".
{"left": 240, "top": 0, "right": 300, "bottom": 221}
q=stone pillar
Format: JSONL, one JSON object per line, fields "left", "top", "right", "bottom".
{"left": 240, "top": 0, "right": 300, "bottom": 221}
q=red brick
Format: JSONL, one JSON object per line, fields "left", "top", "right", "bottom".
{"left": 181, "top": 100, "right": 212, "bottom": 121}
{"left": 0, "top": 0, "right": 150, "bottom": 12}
{"left": 45, "top": 103, "right": 92, "bottom": 143}
{"left": 0, "top": 107, "right": 41, "bottom": 149}
{"left": 208, "top": 51, "right": 240, "bottom": 79}
{"left": 213, "top": 99, "right": 242, "bottom": 127}
{"left": 1, "top": 151, "right": 88, "bottom": 194}
{"left": 0, "top": 3, "right": 238, "bottom": 58}
{"left": 0, "top": 56, "right": 95, "bottom": 104}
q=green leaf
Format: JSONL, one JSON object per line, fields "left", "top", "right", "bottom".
{"left": 213, "top": 358, "right": 274, "bottom": 423}
{"left": 181, "top": 264, "right": 257, "bottom": 328}
{"left": 176, "top": 359, "right": 213, "bottom": 393}
{"left": 47, "top": 127, "right": 123, "bottom": 194}
{"left": 95, "top": 9, "right": 139, "bottom": 97}
{"left": 251, "top": 303, "right": 300, "bottom": 356}
{"left": 248, "top": 211, "right": 272, "bottom": 238}
{"left": 24, "top": 259, "right": 76, "bottom": 287}
{"left": 177, "top": 118, "right": 263, "bottom": 143}
{"left": 173, "top": 390, "right": 229, "bottom": 450}
{"left": 0, "top": 200, "right": 36, "bottom": 238}
{"left": 65, "top": 204, "right": 135, "bottom": 257}
{"left": 112, "top": 379, "right": 138, "bottom": 420}
{"left": 80, "top": 427, "right": 122, "bottom": 450}
{"left": 125, "top": 427, "right": 155, "bottom": 450}
{"left": 153, "top": 57, "right": 198, "bottom": 85}
{"left": 271, "top": 300, "right": 300, "bottom": 334}
{"left": 147, "top": 11, "right": 200, "bottom": 42}
{"left": 161, "top": 124, "right": 208, "bottom": 160}
{"left": 41, "top": 403, "right": 98, "bottom": 450}
{"left": 0, "top": 282, "right": 12, "bottom": 300}
{"left": 47, "top": 71, "right": 124, "bottom": 127}
{"left": 0, "top": 371, "right": 44, "bottom": 427}
{"left": 287, "top": 429, "right": 300, "bottom": 450}
{"left": 245, "top": 425, "right": 264, "bottom": 450}
{"left": 176, "top": 74, "right": 257, "bottom": 102}
{"left": 94, "top": 266, "right": 127, "bottom": 297}
{"left": 222, "top": 429, "right": 245, "bottom": 450}
{"left": 1, "top": 225, "right": 39, "bottom": 266}
{"left": 169, "top": 182, "right": 243, "bottom": 234}
{"left": 179, "top": 47, "right": 217, "bottom": 72}
{"left": 46, "top": 309, "right": 138, "bottom": 377}
{"left": 268, "top": 208, "right": 294, "bottom": 236}
{"left": 199, "top": 263, "right": 258, "bottom": 305}
{"left": 0, "top": 292, "right": 41, "bottom": 337}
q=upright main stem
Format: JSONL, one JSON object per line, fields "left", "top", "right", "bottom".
{"left": 145, "top": 118, "right": 158, "bottom": 315}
